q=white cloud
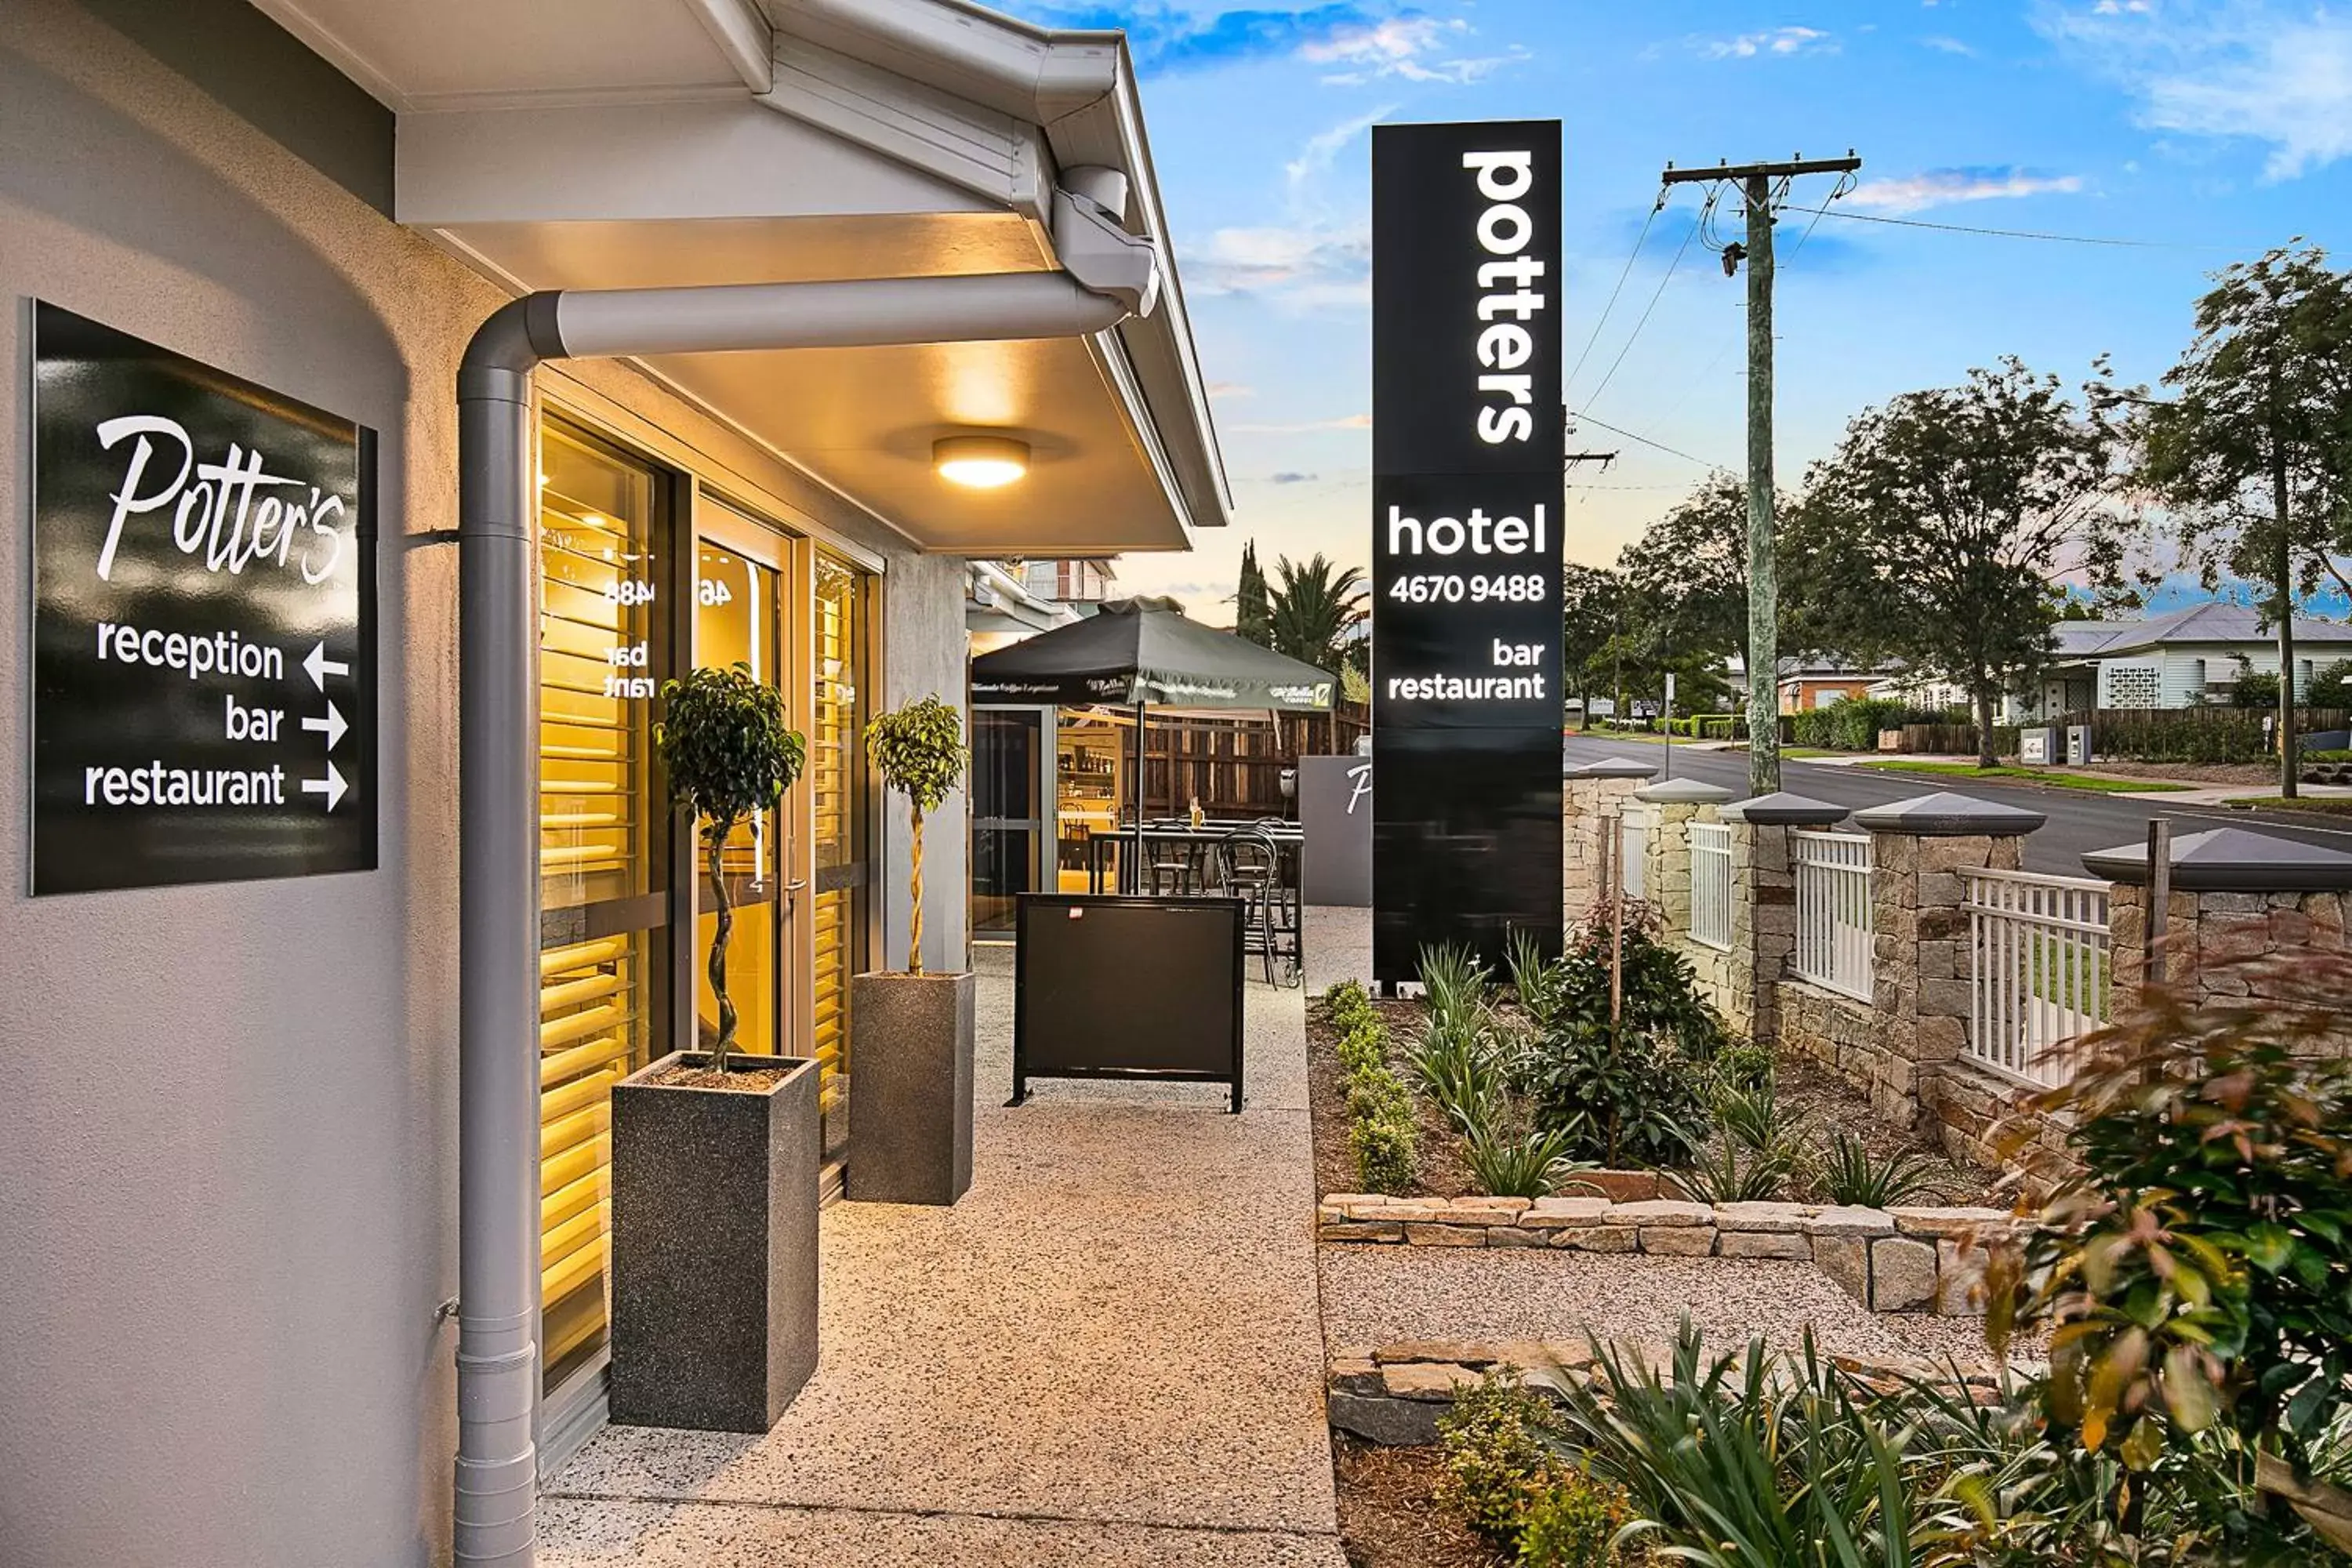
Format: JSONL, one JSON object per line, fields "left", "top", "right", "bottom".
{"left": 1921, "top": 34, "right": 1976, "bottom": 55}
{"left": 1207, "top": 381, "right": 1256, "bottom": 400}
{"left": 1298, "top": 16, "right": 1530, "bottom": 84}
{"left": 1285, "top": 105, "right": 1392, "bottom": 198}
{"left": 1186, "top": 223, "right": 1370, "bottom": 307}
{"left": 1845, "top": 165, "right": 2085, "bottom": 212}
{"left": 1695, "top": 25, "right": 1835, "bottom": 59}
{"left": 2042, "top": 0, "right": 2352, "bottom": 179}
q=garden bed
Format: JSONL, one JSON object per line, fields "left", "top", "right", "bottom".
{"left": 1307, "top": 984, "right": 2006, "bottom": 1211}
{"left": 1309, "top": 994, "right": 1475, "bottom": 1200}
{"left": 1333, "top": 1436, "right": 1499, "bottom": 1568}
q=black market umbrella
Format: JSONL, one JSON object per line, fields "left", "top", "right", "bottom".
{"left": 971, "top": 596, "right": 1337, "bottom": 881}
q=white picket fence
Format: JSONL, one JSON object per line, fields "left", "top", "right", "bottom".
{"left": 1617, "top": 806, "right": 1649, "bottom": 901}
{"left": 1793, "top": 830, "right": 1875, "bottom": 1001}
{"left": 1963, "top": 868, "right": 2111, "bottom": 1087}
{"left": 1690, "top": 822, "right": 1734, "bottom": 950}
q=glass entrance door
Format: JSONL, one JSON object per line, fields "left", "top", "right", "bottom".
{"left": 691, "top": 532, "right": 793, "bottom": 1058}
{"left": 971, "top": 708, "right": 1048, "bottom": 937}
{"left": 810, "top": 554, "right": 871, "bottom": 1168}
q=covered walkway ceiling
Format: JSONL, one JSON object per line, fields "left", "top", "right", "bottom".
{"left": 249, "top": 0, "right": 1231, "bottom": 557}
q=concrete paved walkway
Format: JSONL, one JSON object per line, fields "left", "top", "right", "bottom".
{"left": 540, "top": 947, "right": 1344, "bottom": 1567}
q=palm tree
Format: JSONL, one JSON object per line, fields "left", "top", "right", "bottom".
{"left": 1267, "top": 553, "right": 1367, "bottom": 673}
{"left": 1268, "top": 554, "right": 1368, "bottom": 755}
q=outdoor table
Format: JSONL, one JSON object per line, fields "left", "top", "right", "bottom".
{"left": 1087, "top": 822, "right": 1304, "bottom": 895}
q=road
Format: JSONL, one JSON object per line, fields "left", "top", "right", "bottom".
{"left": 1561, "top": 735, "right": 2352, "bottom": 877}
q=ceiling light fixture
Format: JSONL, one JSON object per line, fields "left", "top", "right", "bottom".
{"left": 934, "top": 434, "right": 1029, "bottom": 489}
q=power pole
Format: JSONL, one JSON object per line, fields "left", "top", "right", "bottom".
{"left": 1661, "top": 153, "right": 1860, "bottom": 795}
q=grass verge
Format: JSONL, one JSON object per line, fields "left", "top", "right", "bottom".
{"left": 2224, "top": 796, "right": 2352, "bottom": 815}
{"left": 1857, "top": 760, "right": 2190, "bottom": 793}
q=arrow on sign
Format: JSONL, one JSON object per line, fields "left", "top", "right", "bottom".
{"left": 303, "top": 762, "right": 348, "bottom": 811}
{"left": 303, "top": 641, "right": 350, "bottom": 692}
{"left": 302, "top": 702, "right": 348, "bottom": 751}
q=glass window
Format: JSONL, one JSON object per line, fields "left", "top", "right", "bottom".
{"left": 536, "top": 422, "right": 670, "bottom": 1395}
{"left": 811, "top": 554, "right": 871, "bottom": 1167}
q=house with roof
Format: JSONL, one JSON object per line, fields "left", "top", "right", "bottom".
{"left": 1872, "top": 604, "right": 2352, "bottom": 718}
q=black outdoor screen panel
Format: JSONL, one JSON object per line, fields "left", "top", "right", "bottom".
{"left": 1371, "top": 120, "right": 1565, "bottom": 984}
{"left": 30, "top": 303, "right": 376, "bottom": 895}
{"left": 1013, "top": 894, "right": 1244, "bottom": 1113}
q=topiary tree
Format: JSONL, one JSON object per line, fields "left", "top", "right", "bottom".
{"left": 655, "top": 662, "right": 805, "bottom": 1076}
{"left": 864, "top": 694, "right": 968, "bottom": 976}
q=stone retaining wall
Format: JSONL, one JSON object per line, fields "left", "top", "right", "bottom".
{"left": 1318, "top": 1192, "right": 2019, "bottom": 1316}
{"left": 1326, "top": 1337, "right": 2012, "bottom": 1446}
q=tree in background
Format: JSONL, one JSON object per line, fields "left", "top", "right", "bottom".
{"left": 2138, "top": 244, "right": 2352, "bottom": 798}
{"left": 1232, "top": 539, "right": 1272, "bottom": 647}
{"left": 1800, "top": 358, "right": 2129, "bottom": 766}
{"left": 1613, "top": 472, "right": 1752, "bottom": 661}
{"left": 1267, "top": 552, "right": 1368, "bottom": 675}
{"left": 1559, "top": 563, "right": 1623, "bottom": 728}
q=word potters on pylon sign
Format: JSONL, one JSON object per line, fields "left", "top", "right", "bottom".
{"left": 31, "top": 302, "right": 377, "bottom": 895}
{"left": 1370, "top": 121, "right": 1566, "bottom": 985}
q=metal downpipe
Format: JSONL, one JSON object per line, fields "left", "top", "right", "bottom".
{"left": 455, "top": 296, "right": 563, "bottom": 1568}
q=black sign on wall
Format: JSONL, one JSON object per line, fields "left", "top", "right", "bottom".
{"left": 31, "top": 303, "right": 376, "bottom": 895}
{"left": 1370, "top": 121, "right": 1564, "bottom": 982}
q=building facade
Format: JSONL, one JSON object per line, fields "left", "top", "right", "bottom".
{"left": 0, "top": 2, "right": 1226, "bottom": 1563}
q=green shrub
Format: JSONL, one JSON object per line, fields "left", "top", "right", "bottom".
{"left": 1337, "top": 1020, "right": 1386, "bottom": 1076}
{"left": 1418, "top": 942, "right": 1492, "bottom": 1029}
{"left": 2006, "top": 953, "right": 2352, "bottom": 1494}
{"left": 1323, "top": 978, "right": 1370, "bottom": 1019}
{"left": 1713, "top": 1041, "right": 1777, "bottom": 1093}
{"left": 1789, "top": 696, "right": 1913, "bottom": 753}
{"left": 1506, "top": 927, "right": 1571, "bottom": 1032}
{"left": 2311, "top": 659, "right": 2352, "bottom": 710}
{"left": 1552, "top": 1326, "right": 1919, "bottom": 1566}
{"left": 1518, "top": 913, "right": 1722, "bottom": 1167}
{"left": 1524, "top": 1022, "right": 1711, "bottom": 1168}
{"left": 2232, "top": 663, "right": 2282, "bottom": 710}
{"left": 1464, "top": 1117, "right": 1590, "bottom": 1200}
{"left": 1671, "top": 1134, "right": 1795, "bottom": 1203}
{"left": 1438, "top": 1371, "right": 1563, "bottom": 1548}
{"left": 1515, "top": 1467, "right": 1632, "bottom": 1567}
{"left": 1817, "top": 1131, "right": 1944, "bottom": 1208}
{"left": 1349, "top": 1098, "right": 1418, "bottom": 1195}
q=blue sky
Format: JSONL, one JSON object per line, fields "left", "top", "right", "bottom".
{"left": 998, "top": 0, "right": 2352, "bottom": 615}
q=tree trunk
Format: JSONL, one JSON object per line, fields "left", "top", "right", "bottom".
{"left": 1976, "top": 684, "right": 1998, "bottom": 769}
{"left": 908, "top": 804, "right": 927, "bottom": 977}
{"left": 706, "top": 826, "right": 737, "bottom": 1074}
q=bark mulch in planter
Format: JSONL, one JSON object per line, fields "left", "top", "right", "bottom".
{"left": 1762, "top": 1055, "right": 2008, "bottom": 1209}
{"left": 1310, "top": 998, "right": 1475, "bottom": 1200}
{"left": 1334, "top": 1435, "right": 1499, "bottom": 1568}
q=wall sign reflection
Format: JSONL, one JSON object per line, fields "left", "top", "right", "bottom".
{"left": 31, "top": 303, "right": 376, "bottom": 895}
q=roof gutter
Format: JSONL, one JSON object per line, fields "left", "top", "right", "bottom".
{"left": 449, "top": 172, "right": 1153, "bottom": 1568}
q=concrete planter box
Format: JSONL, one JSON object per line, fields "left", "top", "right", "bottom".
{"left": 608, "top": 1051, "right": 820, "bottom": 1432}
{"left": 847, "top": 971, "right": 976, "bottom": 1206}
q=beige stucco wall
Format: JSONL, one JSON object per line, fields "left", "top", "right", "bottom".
{"left": 0, "top": 3, "right": 965, "bottom": 1562}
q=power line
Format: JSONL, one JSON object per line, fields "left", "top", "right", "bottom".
{"left": 1582, "top": 191, "right": 1712, "bottom": 415}
{"left": 1566, "top": 408, "right": 1727, "bottom": 470}
{"left": 1780, "top": 204, "right": 2229, "bottom": 249}
{"left": 1780, "top": 170, "right": 1856, "bottom": 267}
{"left": 1564, "top": 192, "right": 1665, "bottom": 399}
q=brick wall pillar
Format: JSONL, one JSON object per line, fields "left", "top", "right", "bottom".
{"left": 1719, "top": 793, "right": 1850, "bottom": 1049}
{"left": 1852, "top": 793, "right": 2047, "bottom": 1132}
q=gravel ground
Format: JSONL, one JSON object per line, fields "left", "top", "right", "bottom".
{"left": 1319, "top": 1247, "right": 2022, "bottom": 1370}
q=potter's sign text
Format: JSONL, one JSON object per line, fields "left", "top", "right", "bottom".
{"left": 31, "top": 303, "right": 376, "bottom": 894}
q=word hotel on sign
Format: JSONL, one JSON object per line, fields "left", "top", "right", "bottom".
{"left": 1384, "top": 503, "right": 1549, "bottom": 558}
{"left": 1463, "top": 148, "right": 1548, "bottom": 448}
